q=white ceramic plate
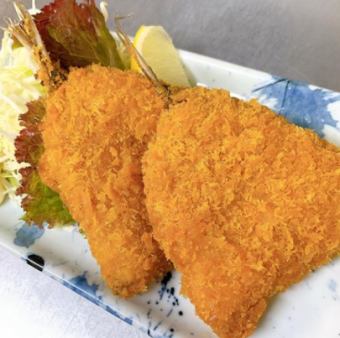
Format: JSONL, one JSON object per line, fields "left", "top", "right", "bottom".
{"left": 1, "top": 49, "right": 340, "bottom": 338}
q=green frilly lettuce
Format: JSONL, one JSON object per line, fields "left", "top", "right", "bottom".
{"left": 15, "top": 100, "right": 74, "bottom": 226}
{"left": 12, "top": 0, "right": 125, "bottom": 225}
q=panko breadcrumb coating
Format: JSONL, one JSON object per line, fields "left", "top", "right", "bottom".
{"left": 39, "top": 65, "right": 171, "bottom": 297}
{"left": 143, "top": 87, "right": 340, "bottom": 338}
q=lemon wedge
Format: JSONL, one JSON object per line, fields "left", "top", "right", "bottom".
{"left": 132, "top": 26, "right": 191, "bottom": 87}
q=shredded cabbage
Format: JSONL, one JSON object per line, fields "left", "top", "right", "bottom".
{"left": 0, "top": 32, "right": 45, "bottom": 204}
{"left": 0, "top": 134, "right": 24, "bottom": 203}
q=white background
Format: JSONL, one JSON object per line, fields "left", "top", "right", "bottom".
{"left": 0, "top": 248, "right": 145, "bottom": 338}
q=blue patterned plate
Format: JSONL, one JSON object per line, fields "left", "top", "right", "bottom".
{"left": 0, "top": 50, "right": 339, "bottom": 338}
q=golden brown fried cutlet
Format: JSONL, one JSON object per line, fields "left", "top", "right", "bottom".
{"left": 143, "top": 87, "right": 340, "bottom": 338}
{"left": 39, "top": 65, "right": 172, "bottom": 297}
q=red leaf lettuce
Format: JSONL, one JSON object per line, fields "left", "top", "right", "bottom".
{"left": 16, "top": 100, "right": 74, "bottom": 226}
{"left": 34, "top": 0, "right": 123, "bottom": 68}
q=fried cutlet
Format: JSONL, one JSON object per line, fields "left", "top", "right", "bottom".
{"left": 143, "top": 87, "right": 340, "bottom": 338}
{"left": 39, "top": 65, "right": 172, "bottom": 297}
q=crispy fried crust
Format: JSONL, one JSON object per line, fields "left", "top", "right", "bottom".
{"left": 39, "top": 65, "right": 172, "bottom": 297}
{"left": 143, "top": 87, "right": 340, "bottom": 337}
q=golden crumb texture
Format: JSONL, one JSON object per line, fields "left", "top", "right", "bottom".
{"left": 39, "top": 64, "right": 172, "bottom": 297}
{"left": 143, "top": 87, "right": 340, "bottom": 338}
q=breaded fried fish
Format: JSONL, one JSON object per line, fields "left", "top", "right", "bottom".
{"left": 143, "top": 87, "right": 340, "bottom": 338}
{"left": 39, "top": 65, "right": 172, "bottom": 297}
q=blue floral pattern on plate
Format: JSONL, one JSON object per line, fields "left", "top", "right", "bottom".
{"left": 253, "top": 76, "right": 340, "bottom": 137}
{"left": 0, "top": 51, "right": 340, "bottom": 338}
